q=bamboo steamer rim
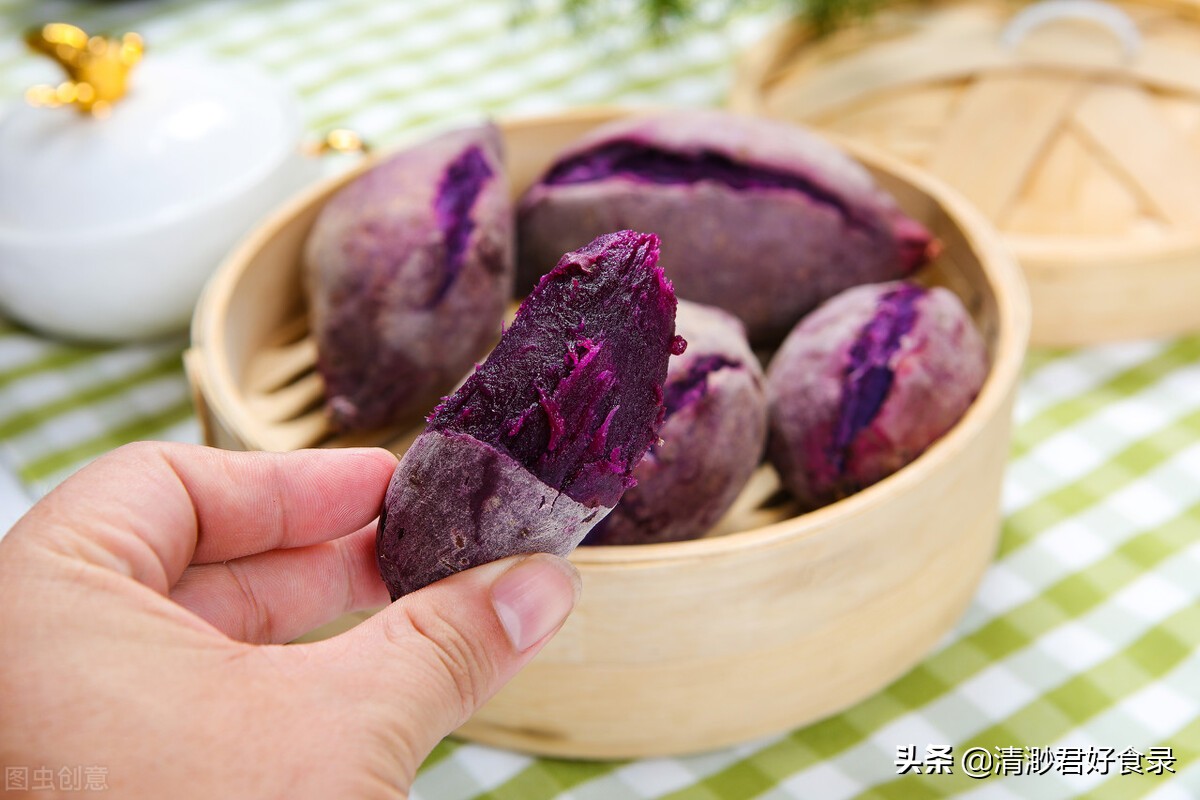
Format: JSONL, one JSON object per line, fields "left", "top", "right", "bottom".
{"left": 729, "top": 0, "right": 1200, "bottom": 266}
{"left": 733, "top": 0, "right": 1200, "bottom": 101}
{"left": 191, "top": 107, "right": 1031, "bottom": 566}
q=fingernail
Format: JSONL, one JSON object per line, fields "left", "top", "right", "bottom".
{"left": 490, "top": 554, "right": 580, "bottom": 651}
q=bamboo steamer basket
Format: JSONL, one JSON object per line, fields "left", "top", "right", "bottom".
{"left": 732, "top": 0, "right": 1200, "bottom": 346}
{"left": 185, "top": 108, "right": 1030, "bottom": 759}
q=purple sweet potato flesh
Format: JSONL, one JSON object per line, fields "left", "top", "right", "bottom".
{"left": 543, "top": 141, "right": 861, "bottom": 228}
{"left": 518, "top": 110, "right": 934, "bottom": 344}
{"left": 830, "top": 283, "right": 922, "bottom": 473}
{"left": 584, "top": 301, "right": 767, "bottom": 546}
{"left": 429, "top": 145, "right": 494, "bottom": 305}
{"left": 377, "top": 230, "right": 680, "bottom": 599}
{"left": 766, "top": 281, "right": 988, "bottom": 509}
{"left": 661, "top": 354, "right": 742, "bottom": 414}
{"left": 305, "top": 123, "right": 512, "bottom": 432}
{"left": 429, "top": 230, "right": 681, "bottom": 508}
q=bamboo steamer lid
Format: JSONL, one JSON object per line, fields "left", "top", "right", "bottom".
{"left": 732, "top": 0, "right": 1200, "bottom": 346}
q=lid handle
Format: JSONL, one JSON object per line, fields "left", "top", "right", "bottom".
{"left": 24, "top": 23, "right": 144, "bottom": 116}
{"left": 1000, "top": 0, "right": 1142, "bottom": 59}
{"left": 304, "top": 128, "right": 371, "bottom": 157}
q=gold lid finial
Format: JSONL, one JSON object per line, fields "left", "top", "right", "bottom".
{"left": 24, "top": 23, "right": 144, "bottom": 116}
{"left": 304, "top": 129, "right": 372, "bottom": 157}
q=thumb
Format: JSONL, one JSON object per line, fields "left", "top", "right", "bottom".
{"left": 322, "top": 553, "right": 580, "bottom": 774}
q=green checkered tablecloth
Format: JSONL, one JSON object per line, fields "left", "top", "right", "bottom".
{"left": 2, "top": 1, "right": 1198, "bottom": 797}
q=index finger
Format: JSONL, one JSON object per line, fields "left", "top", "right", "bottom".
{"left": 14, "top": 442, "right": 397, "bottom": 594}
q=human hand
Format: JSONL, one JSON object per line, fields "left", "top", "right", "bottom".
{"left": 0, "top": 442, "right": 580, "bottom": 798}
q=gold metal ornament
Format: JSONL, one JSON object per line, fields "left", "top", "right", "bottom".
{"left": 304, "top": 128, "right": 371, "bottom": 157}
{"left": 23, "top": 23, "right": 144, "bottom": 116}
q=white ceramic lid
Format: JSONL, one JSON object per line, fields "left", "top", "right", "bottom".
{"left": 0, "top": 50, "right": 320, "bottom": 341}
{"left": 0, "top": 56, "right": 303, "bottom": 239}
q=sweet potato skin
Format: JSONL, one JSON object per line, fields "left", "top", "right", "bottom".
{"left": 766, "top": 281, "right": 988, "bottom": 509}
{"left": 584, "top": 301, "right": 766, "bottom": 545}
{"left": 517, "top": 110, "right": 931, "bottom": 344}
{"left": 376, "top": 431, "right": 606, "bottom": 599}
{"left": 306, "top": 123, "right": 513, "bottom": 431}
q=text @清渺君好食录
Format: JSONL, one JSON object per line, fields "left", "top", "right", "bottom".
{"left": 895, "top": 744, "right": 1177, "bottom": 779}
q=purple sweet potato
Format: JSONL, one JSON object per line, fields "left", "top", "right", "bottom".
{"left": 305, "top": 123, "right": 513, "bottom": 431}
{"left": 517, "top": 110, "right": 933, "bottom": 344}
{"left": 376, "top": 230, "right": 683, "bottom": 599}
{"left": 583, "top": 300, "right": 766, "bottom": 546}
{"left": 766, "top": 281, "right": 987, "bottom": 509}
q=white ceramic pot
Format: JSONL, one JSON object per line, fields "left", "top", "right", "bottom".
{"left": 0, "top": 57, "right": 319, "bottom": 342}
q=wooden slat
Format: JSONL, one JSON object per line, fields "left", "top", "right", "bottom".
{"left": 927, "top": 74, "right": 1084, "bottom": 220}
{"left": 246, "top": 336, "right": 318, "bottom": 394}
{"left": 247, "top": 370, "right": 323, "bottom": 424}
{"left": 762, "top": 6, "right": 1200, "bottom": 122}
{"left": 1135, "top": 37, "right": 1200, "bottom": 97}
{"left": 1004, "top": 128, "right": 1141, "bottom": 236}
{"left": 260, "top": 409, "right": 332, "bottom": 452}
{"left": 820, "top": 83, "right": 961, "bottom": 165}
{"left": 1071, "top": 83, "right": 1200, "bottom": 226}
{"left": 707, "top": 466, "right": 786, "bottom": 538}
{"left": 1155, "top": 92, "right": 1200, "bottom": 134}
{"left": 764, "top": 28, "right": 1013, "bottom": 121}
